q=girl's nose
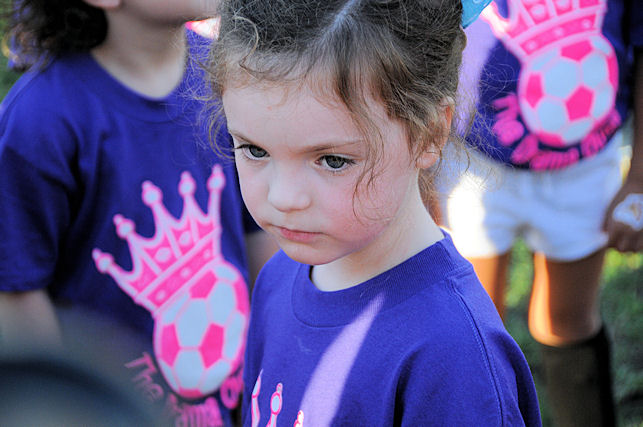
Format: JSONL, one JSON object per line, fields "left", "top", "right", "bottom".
{"left": 267, "top": 167, "right": 311, "bottom": 212}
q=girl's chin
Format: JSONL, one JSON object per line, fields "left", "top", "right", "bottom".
{"left": 278, "top": 242, "right": 340, "bottom": 267}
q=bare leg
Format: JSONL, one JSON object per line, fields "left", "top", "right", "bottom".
{"left": 0, "top": 289, "right": 62, "bottom": 352}
{"left": 469, "top": 252, "right": 511, "bottom": 319}
{"left": 528, "top": 250, "right": 604, "bottom": 345}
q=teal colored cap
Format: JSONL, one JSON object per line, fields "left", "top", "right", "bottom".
{"left": 461, "top": 0, "right": 493, "bottom": 28}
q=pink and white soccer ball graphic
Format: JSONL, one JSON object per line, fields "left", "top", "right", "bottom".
{"left": 155, "top": 263, "right": 248, "bottom": 399}
{"left": 518, "top": 36, "right": 618, "bottom": 147}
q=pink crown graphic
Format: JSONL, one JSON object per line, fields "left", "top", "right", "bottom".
{"left": 93, "top": 165, "right": 249, "bottom": 399}
{"left": 481, "top": 0, "right": 607, "bottom": 59}
{"left": 481, "top": 0, "right": 618, "bottom": 148}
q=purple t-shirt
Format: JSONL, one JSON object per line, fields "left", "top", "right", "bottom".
{"left": 460, "top": 0, "right": 642, "bottom": 170}
{"left": 0, "top": 31, "right": 256, "bottom": 425}
{"left": 243, "top": 235, "right": 541, "bottom": 426}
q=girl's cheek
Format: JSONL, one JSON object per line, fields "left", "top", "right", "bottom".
{"left": 235, "top": 160, "right": 254, "bottom": 186}
{"left": 236, "top": 166, "right": 258, "bottom": 205}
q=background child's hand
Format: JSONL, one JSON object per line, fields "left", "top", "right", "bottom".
{"left": 603, "top": 180, "right": 643, "bottom": 252}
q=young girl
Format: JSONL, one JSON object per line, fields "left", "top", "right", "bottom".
{"left": 208, "top": 0, "right": 542, "bottom": 425}
{"left": 0, "top": 0, "right": 275, "bottom": 425}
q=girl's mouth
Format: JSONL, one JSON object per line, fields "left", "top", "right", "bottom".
{"left": 275, "top": 226, "right": 319, "bottom": 243}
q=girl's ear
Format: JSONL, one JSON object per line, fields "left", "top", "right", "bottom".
{"left": 416, "top": 105, "right": 453, "bottom": 169}
{"left": 82, "top": 0, "right": 121, "bottom": 9}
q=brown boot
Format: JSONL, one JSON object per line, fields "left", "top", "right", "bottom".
{"left": 540, "top": 327, "right": 616, "bottom": 427}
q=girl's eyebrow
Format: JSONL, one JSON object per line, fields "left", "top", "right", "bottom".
{"left": 228, "top": 129, "right": 363, "bottom": 153}
{"left": 306, "top": 140, "right": 363, "bottom": 154}
{"left": 228, "top": 130, "right": 255, "bottom": 145}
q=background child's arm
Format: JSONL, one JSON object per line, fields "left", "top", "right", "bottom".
{"left": 604, "top": 48, "right": 643, "bottom": 252}
{"left": 245, "top": 231, "right": 279, "bottom": 292}
{"left": 0, "top": 289, "right": 62, "bottom": 352}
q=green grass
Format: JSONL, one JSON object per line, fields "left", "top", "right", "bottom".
{"left": 506, "top": 240, "right": 643, "bottom": 426}
{"left": 0, "top": 61, "right": 18, "bottom": 99}
{"left": 0, "top": 18, "right": 20, "bottom": 99}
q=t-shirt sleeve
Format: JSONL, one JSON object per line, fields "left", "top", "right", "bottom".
{"left": 0, "top": 83, "right": 78, "bottom": 291}
{"left": 395, "top": 339, "right": 539, "bottom": 426}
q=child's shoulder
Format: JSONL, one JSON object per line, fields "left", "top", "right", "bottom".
{"left": 0, "top": 53, "right": 119, "bottom": 158}
{"left": 1, "top": 54, "right": 95, "bottom": 123}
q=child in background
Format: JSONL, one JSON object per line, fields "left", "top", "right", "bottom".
{"left": 441, "top": 0, "right": 642, "bottom": 424}
{"left": 0, "top": 0, "right": 275, "bottom": 425}
{"left": 208, "top": 0, "right": 542, "bottom": 425}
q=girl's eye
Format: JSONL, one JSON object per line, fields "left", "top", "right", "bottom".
{"left": 248, "top": 145, "right": 267, "bottom": 158}
{"left": 238, "top": 144, "right": 268, "bottom": 159}
{"left": 320, "top": 155, "right": 354, "bottom": 170}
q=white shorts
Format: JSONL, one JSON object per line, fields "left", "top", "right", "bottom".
{"left": 441, "top": 133, "right": 625, "bottom": 262}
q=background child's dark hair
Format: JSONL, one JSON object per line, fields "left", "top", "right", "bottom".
{"left": 207, "top": 0, "right": 467, "bottom": 208}
{"left": 2, "top": 0, "right": 107, "bottom": 71}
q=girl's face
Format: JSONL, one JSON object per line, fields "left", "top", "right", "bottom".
{"left": 223, "top": 82, "right": 423, "bottom": 267}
